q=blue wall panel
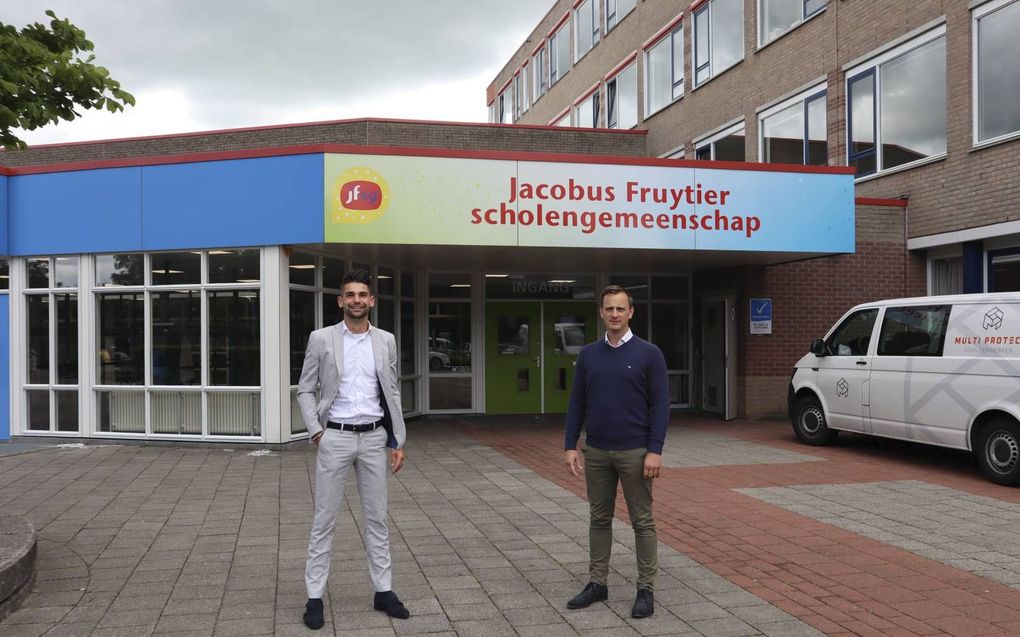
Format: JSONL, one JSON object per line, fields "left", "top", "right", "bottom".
{"left": 0, "top": 175, "right": 8, "bottom": 255}
{"left": 0, "top": 295, "right": 8, "bottom": 440}
{"left": 141, "top": 154, "right": 323, "bottom": 250}
{"left": 9, "top": 168, "right": 143, "bottom": 255}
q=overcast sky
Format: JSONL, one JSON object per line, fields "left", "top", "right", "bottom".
{"left": 7, "top": 0, "right": 553, "bottom": 145}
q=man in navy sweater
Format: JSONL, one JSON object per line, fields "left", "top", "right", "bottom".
{"left": 564, "top": 284, "right": 669, "bottom": 619}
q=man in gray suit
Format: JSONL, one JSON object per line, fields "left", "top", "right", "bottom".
{"left": 298, "top": 269, "right": 408, "bottom": 630}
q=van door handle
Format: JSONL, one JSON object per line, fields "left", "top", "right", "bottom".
{"left": 856, "top": 361, "right": 867, "bottom": 366}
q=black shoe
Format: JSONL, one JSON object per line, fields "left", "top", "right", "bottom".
{"left": 374, "top": 590, "right": 410, "bottom": 619}
{"left": 303, "top": 598, "right": 324, "bottom": 629}
{"left": 631, "top": 588, "right": 654, "bottom": 618}
{"left": 566, "top": 582, "right": 608, "bottom": 609}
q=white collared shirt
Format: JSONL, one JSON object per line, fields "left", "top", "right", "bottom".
{"left": 327, "top": 322, "right": 385, "bottom": 424}
{"left": 605, "top": 328, "right": 633, "bottom": 348}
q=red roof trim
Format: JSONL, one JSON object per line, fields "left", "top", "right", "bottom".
{"left": 690, "top": 0, "right": 710, "bottom": 13}
{"left": 547, "top": 11, "right": 570, "bottom": 38}
{"left": 498, "top": 77, "right": 513, "bottom": 93}
{"left": 548, "top": 107, "right": 571, "bottom": 125}
{"left": 642, "top": 13, "right": 685, "bottom": 50}
{"left": 855, "top": 197, "right": 908, "bottom": 208}
{"left": 573, "top": 82, "right": 601, "bottom": 106}
{"left": 572, "top": 0, "right": 585, "bottom": 9}
{"left": 0, "top": 166, "right": 11, "bottom": 176}
{"left": 604, "top": 52, "right": 638, "bottom": 81}
{"left": 531, "top": 39, "right": 546, "bottom": 56}
{"left": 4, "top": 143, "right": 860, "bottom": 177}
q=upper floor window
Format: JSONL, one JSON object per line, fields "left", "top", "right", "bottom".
{"left": 550, "top": 20, "right": 571, "bottom": 86}
{"left": 606, "top": 0, "right": 636, "bottom": 32}
{"left": 759, "top": 0, "right": 825, "bottom": 46}
{"left": 644, "top": 18, "right": 684, "bottom": 117}
{"left": 607, "top": 62, "right": 637, "bottom": 129}
{"left": 575, "top": 89, "right": 600, "bottom": 128}
{"left": 551, "top": 111, "right": 572, "bottom": 127}
{"left": 759, "top": 85, "right": 827, "bottom": 165}
{"left": 695, "top": 121, "right": 745, "bottom": 161}
{"left": 514, "top": 71, "right": 528, "bottom": 119}
{"left": 575, "top": 0, "right": 599, "bottom": 61}
{"left": 693, "top": 0, "right": 744, "bottom": 87}
{"left": 974, "top": 0, "right": 1020, "bottom": 144}
{"left": 847, "top": 26, "right": 945, "bottom": 178}
{"left": 533, "top": 45, "right": 548, "bottom": 102}
{"left": 498, "top": 85, "right": 513, "bottom": 124}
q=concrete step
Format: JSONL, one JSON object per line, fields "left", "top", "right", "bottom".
{"left": 0, "top": 515, "right": 36, "bottom": 621}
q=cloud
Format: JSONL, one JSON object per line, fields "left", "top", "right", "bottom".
{"left": 7, "top": 0, "right": 553, "bottom": 144}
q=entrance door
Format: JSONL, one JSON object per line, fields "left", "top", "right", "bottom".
{"left": 485, "top": 302, "right": 542, "bottom": 414}
{"left": 701, "top": 296, "right": 737, "bottom": 419}
{"left": 485, "top": 301, "right": 596, "bottom": 414}
{"left": 543, "top": 302, "right": 597, "bottom": 413}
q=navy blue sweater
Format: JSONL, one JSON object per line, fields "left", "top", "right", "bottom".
{"left": 564, "top": 335, "right": 669, "bottom": 454}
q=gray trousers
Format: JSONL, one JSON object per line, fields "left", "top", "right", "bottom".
{"left": 583, "top": 444, "right": 657, "bottom": 591}
{"left": 305, "top": 426, "right": 392, "bottom": 598}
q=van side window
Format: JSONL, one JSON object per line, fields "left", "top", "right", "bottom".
{"left": 826, "top": 309, "right": 878, "bottom": 356}
{"left": 877, "top": 305, "right": 951, "bottom": 356}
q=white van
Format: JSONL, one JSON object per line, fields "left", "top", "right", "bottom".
{"left": 788, "top": 293, "right": 1020, "bottom": 485}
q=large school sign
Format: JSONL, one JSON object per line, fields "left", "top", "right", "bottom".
{"left": 324, "top": 152, "right": 855, "bottom": 253}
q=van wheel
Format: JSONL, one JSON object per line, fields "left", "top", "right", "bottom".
{"left": 977, "top": 419, "right": 1020, "bottom": 486}
{"left": 792, "top": 396, "right": 837, "bottom": 446}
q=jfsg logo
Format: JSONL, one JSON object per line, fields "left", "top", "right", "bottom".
{"left": 340, "top": 181, "right": 382, "bottom": 210}
{"left": 331, "top": 167, "right": 390, "bottom": 225}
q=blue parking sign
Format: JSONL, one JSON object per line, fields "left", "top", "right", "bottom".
{"left": 750, "top": 298, "right": 772, "bottom": 334}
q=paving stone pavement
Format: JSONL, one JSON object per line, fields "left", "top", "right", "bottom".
{"left": 0, "top": 423, "right": 822, "bottom": 637}
{"left": 739, "top": 480, "right": 1020, "bottom": 588}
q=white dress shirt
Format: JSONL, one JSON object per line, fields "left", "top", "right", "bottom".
{"left": 327, "top": 322, "right": 385, "bottom": 424}
{"left": 605, "top": 328, "right": 634, "bottom": 348}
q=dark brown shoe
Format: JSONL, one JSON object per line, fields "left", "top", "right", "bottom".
{"left": 631, "top": 588, "right": 654, "bottom": 618}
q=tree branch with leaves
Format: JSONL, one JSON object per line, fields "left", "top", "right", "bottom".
{"left": 0, "top": 10, "right": 134, "bottom": 149}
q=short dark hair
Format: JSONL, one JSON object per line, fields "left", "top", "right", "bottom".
{"left": 600, "top": 284, "right": 633, "bottom": 308}
{"left": 340, "top": 268, "right": 372, "bottom": 292}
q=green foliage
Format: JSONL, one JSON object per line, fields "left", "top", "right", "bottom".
{"left": 0, "top": 10, "right": 134, "bottom": 149}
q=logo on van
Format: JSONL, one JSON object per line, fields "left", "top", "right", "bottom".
{"left": 332, "top": 167, "right": 390, "bottom": 224}
{"left": 984, "top": 307, "right": 1004, "bottom": 331}
{"left": 836, "top": 378, "right": 848, "bottom": 398}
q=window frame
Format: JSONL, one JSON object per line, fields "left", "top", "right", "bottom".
{"left": 757, "top": 0, "right": 827, "bottom": 49}
{"left": 695, "top": 120, "right": 746, "bottom": 160}
{"left": 757, "top": 83, "right": 827, "bottom": 165}
{"left": 532, "top": 42, "right": 548, "bottom": 103}
{"left": 605, "top": 56, "right": 638, "bottom": 130}
{"left": 574, "top": 0, "right": 600, "bottom": 62}
{"left": 498, "top": 80, "right": 513, "bottom": 124}
{"left": 845, "top": 25, "right": 947, "bottom": 179}
{"left": 606, "top": 0, "right": 636, "bottom": 32}
{"left": 692, "top": 0, "right": 745, "bottom": 88}
{"left": 549, "top": 17, "right": 571, "bottom": 87}
{"left": 972, "top": 0, "right": 1020, "bottom": 147}
{"left": 643, "top": 15, "right": 685, "bottom": 119}
{"left": 573, "top": 85, "right": 601, "bottom": 128}
{"left": 876, "top": 305, "right": 951, "bottom": 357}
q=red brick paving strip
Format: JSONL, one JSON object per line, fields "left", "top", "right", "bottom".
{"left": 461, "top": 416, "right": 1020, "bottom": 636}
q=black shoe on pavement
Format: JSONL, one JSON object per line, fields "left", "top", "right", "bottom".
{"left": 631, "top": 588, "right": 655, "bottom": 618}
{"left": 566, "top": 582, "right": 609, "bottom": 609}
{"left": 374, "top": 590, "right": 410, "bottom": 619}
{"left": 303, "top": 598, "right": 324, "bottom": 629}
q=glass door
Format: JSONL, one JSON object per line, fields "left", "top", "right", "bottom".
{"left": 543, "top": 302, "right": 596, "bottom": 413}
{"left": 485, "top": 302, "right": 541, "bottom": 414}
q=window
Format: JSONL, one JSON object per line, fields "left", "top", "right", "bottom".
{"left": 877, "top": 305, "right": 951, "bottom": 357}
{"left": 550, "top": 20, "right": 570, "bottom": 86}
{"left": 693, "top": 0, "right": 744, "bottom": 87}
{"left": 498, "top": 85, "right": 512, "bottom": 124}
{"left": 575, "top": 90, "right": 600, "bottom": 128}
{"left": 428, "top": 273, "right": 473, "bottom": 411}
{"left": 930, "top": 256, "right": 962, "bottom": 295}
{"left": 607, "top": 62, "right": 637, "bottom": 129}
{"left": 759, "top": 0, "right": 826, "bottom": 46}
{"left": 551, "top": 110, "right": 571, "bottom": 127}
{"left": 0, "top": 259, "right": 8, "bottom": 291}
{"left": 533, "top": 44, "right": 548, "bottom": 101}
{"left": 574, "top": 0, "right": 599, "bottom": 60}
{"left": 606, "top": 0, "right": 636, "bottom": 31}
{"left": 825, "top": 309, "right": 878, "bottom": 356}
{"left": 695, "top": 122, "right": 745, "bottom": 161}
{"left": 516, "top": 67, "right": 529, "bottom": 116}
{"left": 974, "top": 0, "right": 1020, "bottom": 144}
{"left": 644, "top": 19, "right": 684, "bottom": 117}
{"left": 847, "top": 27, "right": 946, "bottom": 177}
{"left": 990, "top": 250, "right": 1020, "bottom": 292}
{"left": 759, "top": 86, "right": 827, "bottom": 164}
{"left": 25, "top": 256, "right": 79, "bottom": 433}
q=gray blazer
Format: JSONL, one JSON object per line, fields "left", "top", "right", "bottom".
{"left": 296, "top": 323, "right": 406, "bottom": 449}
